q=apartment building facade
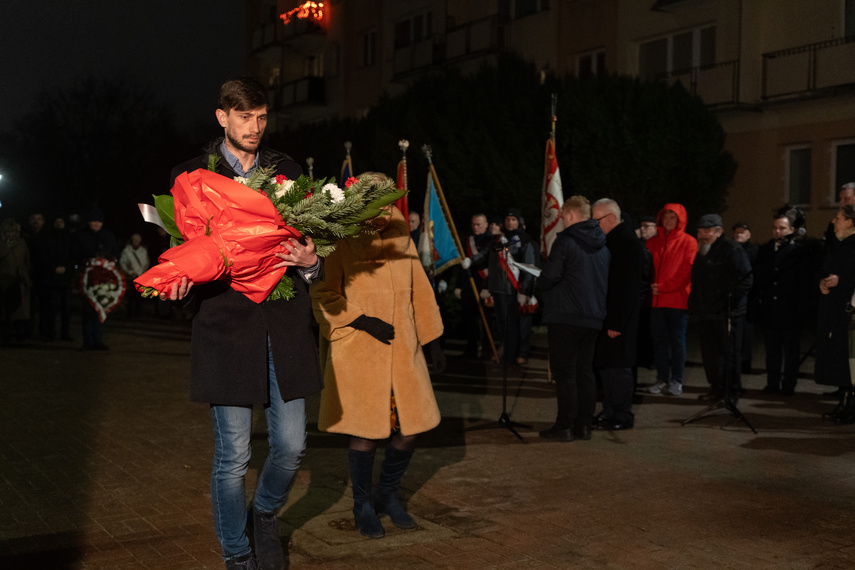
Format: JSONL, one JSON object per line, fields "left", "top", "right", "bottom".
{"left": 247, "top": 0, "right": 855, "bottom": 236}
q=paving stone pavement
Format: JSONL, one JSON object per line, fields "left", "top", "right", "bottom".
{"left": 2, "top": 313, "right": 854, "bottom": 569}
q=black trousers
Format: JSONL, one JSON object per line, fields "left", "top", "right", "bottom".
{"left": 763, "top": 323, "right": 801, "bottom": 391}
{"left": 696, "top": 316, "right": 744, "bottom": 396}
{"left": 548, "top": 324, "right": 599, "bottom": 430}
{"left": 598, "top": 367, "right": 635, "bottom": 425}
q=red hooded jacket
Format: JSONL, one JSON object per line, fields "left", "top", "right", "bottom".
{"left": 645, "top": 203, "right": 697, "bottom": 310}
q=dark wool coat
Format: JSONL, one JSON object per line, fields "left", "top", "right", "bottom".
{"left": 539, "top": 219, "right": 610, "bottom": 330}
{"left": 688, "top": 237, "right": 753, "bottom": 321}
{"left": 752, "top": 236, "right": 813, "bottom": 329}
{"left": 171, "top": 140, "right": 323, "bottom": 405}
{"left": 594, "top": 221, "right": 646, "bottom": 368}
{"left": 815, "top": 232, "right": 855, "bottom": 387}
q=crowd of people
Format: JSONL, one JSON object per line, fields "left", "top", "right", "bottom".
{"left": 451, "top": 185, "right": 855, "bottom": 441}
{"left": 0, "top": 207, "right": 164, "bottom": 349}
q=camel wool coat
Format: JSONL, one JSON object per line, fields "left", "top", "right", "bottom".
{"left": 311, "top": 208, "right": 443, "bottom": 439}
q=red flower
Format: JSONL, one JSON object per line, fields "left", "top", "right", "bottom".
{"left": 275, "top": 174, "right": 289, "bottom": 184}
{"left": 345, "top": 176, "right": 358, "bottom": 188}
{"left": 135, "top": 169, "right": 301, "bottom": 303}
{"left": 304, "top": 192, "right": 314, "bottom": 199}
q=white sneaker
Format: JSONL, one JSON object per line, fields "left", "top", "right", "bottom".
{"left": 648, "top": 381, "right": 668, "bottom": 394}
{"left": 667, "top": 381, "right": 683, "bottom": 396}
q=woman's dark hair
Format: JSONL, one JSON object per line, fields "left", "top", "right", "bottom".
{"left": 841, "top": 204, "right": 855, "bottom": 224}
{"left": 218, "top": 76, "right": 268, "bottom": 112}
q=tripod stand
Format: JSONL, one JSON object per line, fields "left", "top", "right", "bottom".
{"left": 683, "top": 294, "right": 757, "bottom": 433}
{"left": 465, "top": 244, "right": 530, "bottom": 442}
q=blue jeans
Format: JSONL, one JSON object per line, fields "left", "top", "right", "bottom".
{"left": 210, "top": 343, "right": 307, "bottom": 560}
{"left": 650, "top": 308, "right": 688, "bottom": 385}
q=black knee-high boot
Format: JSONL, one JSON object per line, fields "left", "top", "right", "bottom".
{"left": 823, "top": 389, "right": 847, "bottom": 421}
{"left": 373, "top": 446, "right": 417, "bottom": 530}
{"left": 348, "top": 449, "right": 384, "bottom": 538}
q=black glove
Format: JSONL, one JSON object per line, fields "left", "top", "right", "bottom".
{"left": 425, "top": 339, "right": 446, "bottom": 374}
{"left": 349, "top": 315, "right": 395, "bottom": 345}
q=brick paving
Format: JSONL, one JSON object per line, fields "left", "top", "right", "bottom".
{"left": 2, "top": 313, "right": 854, "bottom": 569}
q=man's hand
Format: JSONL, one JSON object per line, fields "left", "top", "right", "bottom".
{"left": 823, "top": 274, "right": 840, "bottom": 289}
{"left": 651, "top": 283, "right": 659, "bottom": 295}
{"left": 607, "top": 329, "right": 621, "bottom": 339}
{"left": 159, "top": 276, "right": 193, "bottom": 301}
{"left": 517, "top": 293, "right": 529, "bottom": 307}
{"left": 274, "top": 236, "right": 318, "bottom": 269}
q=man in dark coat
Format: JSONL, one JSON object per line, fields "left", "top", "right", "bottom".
{"left": 165, "top": 77, "right": 323, "bottom": 570}
{"left": 752, "top": 208, "right": 812, "bottom": 395}
{"left": 72, "top": 208, "right": 119, "bottom": 350}
{"left": 591, "top": 199, "right": 645, "bottom": 430}
{"left": 457, "top": 213, "right": 493, "bottom": 358}
{"left": 689, "top": 214, "right": 753, "bottom": 403}
{"left": 538, "top": 196, "right": 610, "bottom": 442}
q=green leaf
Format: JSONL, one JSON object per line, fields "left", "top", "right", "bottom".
{"left": 153, "top": 194, "right": 182, "bottom": 240}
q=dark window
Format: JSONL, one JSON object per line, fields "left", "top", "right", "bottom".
{"left": 847, "top": 0, "right": 855, "bottom": 37}
{"left": 639, "top": 38, "right": 668, "bottom": 79}
{"left": 835, "top": 143, "right": 855, "bottom": 190}
{"left": 394, "top": 20, "right": 410, "bottom": 49}
{"left": 515, "top": 0, "right": 537, "bottom": 18}
{"left": 787, "top": 147, "right": 812, "bottom": 205}
{"left": 363, "top": 30, "right": 376, "bottom": 66}
{"left": 672, "top": 31, "right": 693, "bottom": 72}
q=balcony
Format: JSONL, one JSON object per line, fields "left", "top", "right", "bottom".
{"left": 763, "top": 36, "right": 855, "bottom": 100}
{"left": 269, "top": 76, "right": 325, "bottom": 109}
{"left": 663, "top": 60, "right": 740, "bottom": 107}
{"left": 250, "top": 17, "right": 326, "bottom": 56}
{"left": 445, "top": 16, "right": 505, "bottom": 62}
{"left": 393, "top": 35, "right": 446, "bottom": 76}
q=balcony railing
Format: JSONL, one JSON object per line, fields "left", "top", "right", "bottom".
{"left": 662, "top": 60, "right": 740, "bottom": 106}
{"left": 269, "top": 76, "right": 325, "bottom": 109}
{"left": 393, "top": 34, "right": 446, "bottom": 75}
{"left": 762, "top": 35, "right": 855, "bottom": 100}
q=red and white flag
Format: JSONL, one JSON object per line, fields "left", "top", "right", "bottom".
{"left": 540, "top": 137, "right": 564, "bottom": 259}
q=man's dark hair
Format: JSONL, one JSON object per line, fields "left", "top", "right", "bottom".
{"left": 841, "top": 204, "right": 855, "bottom": 223}
{"left": 218, "top": 77, "right": 268, "bottom": 112}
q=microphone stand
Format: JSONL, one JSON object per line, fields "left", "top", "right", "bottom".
{"left": 683, "top": 287, "right": 757, "bottom": 433}
{"left": 465, "top": 241, "right": 530, "bottom": 442}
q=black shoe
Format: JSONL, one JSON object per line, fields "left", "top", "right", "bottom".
{"left": 781, "top": 388, "right": 795, "bottom": 397}
{"left": 698, "top": 390, "right": 723, "bottom": 402}
{"left": 599, "top": 421, "right": 633, "bottom": 431}
{"left": 573, "top": 425, "right": 592, "bottom": 441}
{"left": 252, "top": 508, "right": 285, "bottom": 570}
{"left": 591, "top": 413, "right": 606, "bottom": 429}
{"left": 225, "top": 553, "right": 259, "bottom": 570}
{"left": 761, "top": 385, "right": 780, "bottom": 394}
{"left": 538, "top": 425, "right": 574, "bottom": 441}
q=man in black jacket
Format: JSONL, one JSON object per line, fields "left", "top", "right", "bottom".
{"left": 165, "top": 77, "right": 322, "bottom": 570}
{"left": 689, "top": 214, "right": 753, "bottom": 404}
{"left": 538, "top": 196, "right": 610, "bottom": 442}
{"left": 753, "top": 208, "right": 812, "bottom": 395}
{"left": 591, "top": 199, "right": 645, "bottom": 430}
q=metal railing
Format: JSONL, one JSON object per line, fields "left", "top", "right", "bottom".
{"left": 661, "top": 59, "right": 740, "bottom": 106}
{"left": 762, "top": 35, "right": 855, "bottom": 100}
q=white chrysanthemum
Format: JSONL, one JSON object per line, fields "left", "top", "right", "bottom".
{"left": 234, "top": 176, "right": 249, "bottom": 185}
{"left": 273, "top": 179, "right": 295, "bottom": 199}
{"left": 323, "top": 183, "right": 345, "bottom": 203}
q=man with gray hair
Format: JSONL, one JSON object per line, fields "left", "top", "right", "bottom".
{"left": 590, "top": 199, "right": 646, "bottom": 431}
{"left": 689, "top": 214, "right": 753, "bottom": 403}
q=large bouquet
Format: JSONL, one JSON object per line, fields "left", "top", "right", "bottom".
{"left": 135, "top": 157, "right": 405, "bottom": 302}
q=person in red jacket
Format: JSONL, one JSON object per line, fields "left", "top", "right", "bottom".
{"left": 645, "top": 203, "right": 697, "bottom": 396}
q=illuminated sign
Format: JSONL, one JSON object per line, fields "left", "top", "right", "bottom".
{"left": 280, "top": 2, "right": 325, "bottom": 25}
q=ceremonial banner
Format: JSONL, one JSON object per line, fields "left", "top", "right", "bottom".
{"left": 341, "top": 150, "right": 353, "bottom": 182}
{"left": 540, "top": 136, "right": 564, "bottom": 259}
{"left": 418, "top": 173, "right": 461, "bottom": 274}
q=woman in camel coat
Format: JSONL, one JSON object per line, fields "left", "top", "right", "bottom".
{"left": 311, "top": 189, "right": 443, "bottom": 539}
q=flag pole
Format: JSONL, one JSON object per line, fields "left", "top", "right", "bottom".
{"left": 422, "top": 144, "right": 500, "bottom": 363}
{"left": 399, "top": 140, "right": 409, "bottom": 192}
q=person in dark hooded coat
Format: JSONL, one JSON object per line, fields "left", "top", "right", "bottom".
{"left": 538, "top": 196, "right": 610, "bottom": 442}
{"left": 591, "top": 199, "right": 645, "bottom": 430}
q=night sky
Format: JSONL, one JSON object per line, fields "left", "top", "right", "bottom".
{"left": 1, "top": 0, "right": 246, "bottom": 136}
